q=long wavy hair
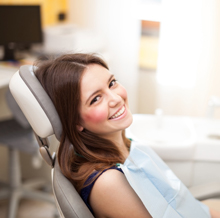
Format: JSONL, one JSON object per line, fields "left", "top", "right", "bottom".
{"left": 34, "top": 53, "right": 131, "bottom": 192}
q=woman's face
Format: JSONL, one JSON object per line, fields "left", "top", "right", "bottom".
{"left": 78, "top": 64, "right": 133, "bottom": 139}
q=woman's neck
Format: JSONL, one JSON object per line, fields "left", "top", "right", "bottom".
{"left": 101, "top": 130, "right": 129, "bottom": 160}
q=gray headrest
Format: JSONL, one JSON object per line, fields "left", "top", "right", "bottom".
{"left": 9, "top": 65, "right": 62, "bottom": 141}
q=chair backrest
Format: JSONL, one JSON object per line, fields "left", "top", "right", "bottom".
{"left": 9, "top": 65, "right": 94, "bottom": 218}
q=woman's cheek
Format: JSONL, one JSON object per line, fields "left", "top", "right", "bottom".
{"left": 83, "top": 108, "right": 108, "bottom": 124}
{"left": 120, "top": 86, "right": 128, "bottom": 100}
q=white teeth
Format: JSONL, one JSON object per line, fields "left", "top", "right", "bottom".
{"left": 110, "top": 106, "right": 125, "bottom": 119}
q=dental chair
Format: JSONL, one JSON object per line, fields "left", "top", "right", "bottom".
{"left": 9, "top": 65, "right": 94, "bottom": 218}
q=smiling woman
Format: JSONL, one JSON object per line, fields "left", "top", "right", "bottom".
{"left": 34, "top": 53, "right": 134, "bottom": 204}
{"left": 34, "top": 53, "right": 220, "bottom": 218}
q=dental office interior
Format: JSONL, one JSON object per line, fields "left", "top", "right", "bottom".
{"left": 1, "top": 0, "right": 220, "bottom": 217}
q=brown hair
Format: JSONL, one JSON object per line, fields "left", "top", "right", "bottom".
{"left": 34, "top": 53, "right": 130, "bottom": 192}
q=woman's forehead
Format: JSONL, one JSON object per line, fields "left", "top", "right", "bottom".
{"left": 80, "top": 64, "right": 112, "bottom": 99}
{"left": 81, "top": 64, "right": 111, "bottom": 85}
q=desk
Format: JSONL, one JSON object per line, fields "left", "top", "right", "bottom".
{"left": 0, "top": 58, "right": 34, "bottom": 88}
{"left": 0, "top": 65, "right": 18, "bottom": 88}
{"left": 0, "top": 65, "right": 18, "bottom": 121}
{"left": 0, "top": 61, "right": 32, "bottom": 119}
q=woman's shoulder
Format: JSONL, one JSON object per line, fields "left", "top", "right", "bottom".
{"left": 91, "top": 167, "right": 124, "bottom": 190}
{"left": 90, "top": 167, "right": 152, "bottom": 218}
{"left": 80, "top": 166, "right": 123, "bottom": 214}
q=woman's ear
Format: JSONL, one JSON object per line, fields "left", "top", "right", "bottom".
{"left": 77, "top": 125, "right": 84, "bottom": 132}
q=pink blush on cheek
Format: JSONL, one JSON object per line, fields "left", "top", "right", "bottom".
{"left": 83, "top": 109, "right": 108, "bottom": 123}
{"left": 121, "top": 87, "right": 127, "bottom": 99}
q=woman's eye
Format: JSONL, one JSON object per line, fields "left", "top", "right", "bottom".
{"left": 90, "top": 96, "right": 100, "bottom": 105}
{"left": 109, "top": 79, "right": 117, "bottom": 88}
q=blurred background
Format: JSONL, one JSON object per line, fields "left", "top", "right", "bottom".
{"left": 1, "top": 0, "right": 220, "bottom": 217}
{"left": 1, "top": 0, "right": 220, "bottom": 116}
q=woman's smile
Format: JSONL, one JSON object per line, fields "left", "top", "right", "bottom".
{"left": 109, "top": 105, "right": 126, "bottom": 120}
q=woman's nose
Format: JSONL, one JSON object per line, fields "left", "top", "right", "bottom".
{"left": 108, "top": 91, "right": 121, "bottom": 107}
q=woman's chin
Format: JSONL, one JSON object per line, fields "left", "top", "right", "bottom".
{"left": 124, "top": 112, "right": 133, "bottom": 129}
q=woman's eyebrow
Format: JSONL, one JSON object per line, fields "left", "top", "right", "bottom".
{"left": 108, "top": 74, "right": 114, "bottom": 83}
{"left": 85, "top": 74, "right": 114, "bottom": 104}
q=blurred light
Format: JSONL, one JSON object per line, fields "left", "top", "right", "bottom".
{"left": 157, "top": 0, "right": 203, "bottom": 88}
{"left": 136, "top": 1, "right": 162, "bottom": 22}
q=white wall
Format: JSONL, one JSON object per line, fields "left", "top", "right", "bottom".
{"left": 157, "top": 0, "right": 220, "bottom": 117}
{"left": 68, "top": 0, "right": 141, "bottom": 113}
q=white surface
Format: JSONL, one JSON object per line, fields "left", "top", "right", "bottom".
{"left": 192, "top": 117, "right": 220, "bottom": 162}
{"left": 126, "top": 114, "right": 197, "bottom": 160}
{"left": 0, "top": 65, "right": 18, "bottom": 88}
{"left": 126, "top": 114, "right": 220, "bottom": 162}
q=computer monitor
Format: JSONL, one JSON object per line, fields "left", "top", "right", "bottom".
{"left": 0, "top": 5, "right": 43, "bottom": 61}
